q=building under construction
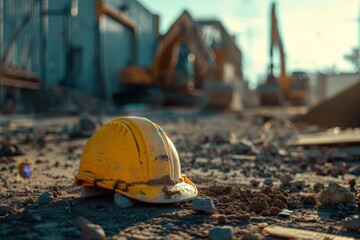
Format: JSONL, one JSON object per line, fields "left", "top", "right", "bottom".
{"left": 0, "top": 0, "right": 243, "bottom": 113}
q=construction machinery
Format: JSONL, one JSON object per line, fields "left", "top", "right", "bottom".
{"left": 117, "top": 11, "right": 242, "bottom": 109}
{"left": 258, "top": 3, "right": 309, "bottom": 106}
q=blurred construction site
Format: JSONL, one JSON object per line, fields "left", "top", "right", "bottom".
{"left": 2, "top": 1, "right": 360, "bottom": 239}
{"left": 0, "top": 0, "right": 359, "bottom": 125}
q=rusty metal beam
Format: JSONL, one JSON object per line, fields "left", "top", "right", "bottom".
{"left": 97, "top": 0, "right": 136, "bottom": 32}
{"left": 0, "top": 77, "right": 40, "bottom": 90}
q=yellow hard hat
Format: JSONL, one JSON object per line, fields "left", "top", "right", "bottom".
{"left": 75, "top": 116, "right": 198, "bottom": 203}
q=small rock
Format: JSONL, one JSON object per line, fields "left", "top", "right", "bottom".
{"left": 36, "top": 192, "right": 54, "bottom": 204}
{"left": 269, "top": 206, "right": 281, "bottom": 216}
{"left": 289, "top": 180, "right": 305, "bottom": 188}
{"left": 319, "top": 182, "right": 355, "bottom": 206}
{"left": 349, "top": 179, "right": 356, "bottom": 188}
{"left": 165, "top": 223, "right": 174, "bottom": 230}
{"left": 216, "top": 214, "right": 227, "bottom": 224}
{"left": 236, "top": 213, "right": 251, "bottom": 221}
{"left": 192, "top": 197, "right": 216, "bottom": 214}
{"left": 0, "top": 204, "right": 16, "bottom": 216}
{"left": 75, "top": 216, "right": 106, "bottom": 240}
{"left": 241, "top": 231, "right": 259, "bottom": 240}
{"left": 114, "top": 193, "right": 135, "bottom": 208}
{"left": 287, "top": 200, "right": 299, "bottom": 209}
{"left": 24, "top": 186, "right": 31, "bottom": 192}
{"left": 279, "top": 174, "right": 293, "bottom": 186}
{"left": 23, "top": 210, "right": 41, "bottom": 222}
{"left": 250, "top": 179, "right": 259, "bottom": 187}
{"left": 209, "top": 226, "right": 234, "bottom": 240}
{"left": 302, "top": 193, "right": 317, "bottom": 205}
{"left": 71, "top": 113, "right": 100, "bottom": 138}
{"left": 263, "top": 178, "right": 273, "bottom": 186}
{"left": 313, "top": 182, "right": 324, "bottom": 191}
{"left": 342, "top": 216, "right": 360, "bottom": 231}
{"left": 273, "top": 199, "right": 287, "bottom": 209}
{"left": 261, "top": 210, "right": 270, "bottom": 216}
{"left": 258, "top": 223, "right": 268, "bottom": 228}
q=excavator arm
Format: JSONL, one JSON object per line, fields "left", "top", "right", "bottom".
{"left": 151, "top": 11, "right": 213, "bottom": 88}
{"left": 269, "top": 3, "right": 290, "bottom": 97}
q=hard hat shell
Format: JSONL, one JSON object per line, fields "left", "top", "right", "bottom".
{"left": 75, "top": 116, "right": 198, "bottom": 203}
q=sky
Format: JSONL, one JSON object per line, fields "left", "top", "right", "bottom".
{"left": 138, "top": 0, "right": 359, "bottom": 87}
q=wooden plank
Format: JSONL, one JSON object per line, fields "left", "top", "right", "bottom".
{"left": 290, "top": 132, "right": 360, "bottom": 146}
{"left": 264, "top": 226, "right": 355, "bottom": 240}
{"left": 2, "top": 68, "right": 39, "bottom": 81}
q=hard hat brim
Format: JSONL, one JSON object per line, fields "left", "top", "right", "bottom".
{"left": 76, "top": 174, "right": 198, "bottom": 204}
{"left": 115, "top": 177, "right": 198, "bottom": 204}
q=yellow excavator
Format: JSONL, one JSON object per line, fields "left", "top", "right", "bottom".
{"left": 118, "top": 11, "right": 238, "bottom": 109}
{"left": 258, "top": 3, "right": 309, "bottom": 106}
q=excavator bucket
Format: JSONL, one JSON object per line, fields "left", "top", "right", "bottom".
{"left": 292, "top": 80, "right": 360, "bottom": 128}
{"left": 201, "top": 81, "right": 233, "bottom": 109}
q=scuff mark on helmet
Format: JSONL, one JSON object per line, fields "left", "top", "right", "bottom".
{"left": 155, "top": 154, "right": 169, "bottom": 161}
{"left": 148, "top": 175, "right": 179, "bottom": 186}
{"left": 163, "top": 186, "right": 181, "bottom": 199}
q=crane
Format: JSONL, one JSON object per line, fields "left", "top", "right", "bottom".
{"left": 258, "top": 3, "right": 309, "bottom": 106}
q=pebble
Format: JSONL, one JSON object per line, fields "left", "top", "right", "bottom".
{"left": 0, "top": 204, "right": 16, "bottom": 216}
{"left": 114, "top": 193, "right": 136, "bottom": 208}
{"left": 36, "top": 192, "right": 54, "bottom": 204}
{"left": 192, "top": 197, "right": 216, "bottom": 214}
{"left": 269, "top": 206, "right": 281, "bottom": 216}
{"left": 342, "top": 216, "right": 360, "bottom": 231}
{"left": 319, "top": 182, "right": 355, "bottom": 205}
{"left": 289, "top": 180, "right": 305, "bottom": 188}
{"left": 349, "top": 179, "right": 356, "bottom": 188}
{"left": 241, "top": 231, "right": 259, "bottom": 240}
{"left": 263, "top": 178, "right": 273, "bottom": 186}
{"left": 75, "top": 216, "right": 106, "bottom": 240}
{"left": 250, "top": 179, "right": 259, "bottom": 187}
{"left": 279, "top": 174, "right": 293, "bottom": 186}
{"left": 165, "top": 223, "right": 174, "bottom": 230}
{"left": 208, "top": 226, "right": 234, "bottom": 240}
{"left": 302, "top": 194, "right": 317, "bottom": 205}
{"left": 258, "top": 223, "right": 268, "bottom": 228}
{"left": 24, "top": 186, "right": 31, "bottom": 192}
{"left": 273, "top": 199, "right": 287, "bottom": 209}
{"left": 216, "top": 214, "right": 227, "bottom": 224}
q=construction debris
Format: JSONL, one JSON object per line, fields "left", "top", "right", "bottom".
{"left": 264, "top": 225, "right": 355, "bottom": 240}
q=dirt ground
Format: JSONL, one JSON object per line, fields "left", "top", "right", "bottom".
{"left": 0, "top": 107, "right": 360, "bottom": 239}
